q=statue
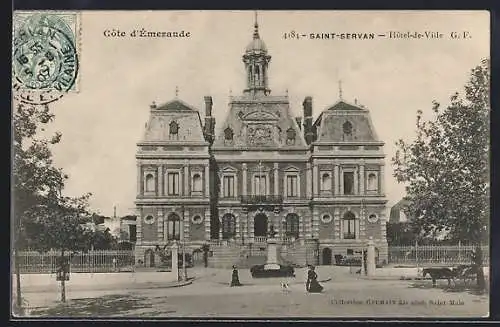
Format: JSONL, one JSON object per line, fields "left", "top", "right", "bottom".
{"left": 268, "top": 224, "right": 277, "bottom": 238}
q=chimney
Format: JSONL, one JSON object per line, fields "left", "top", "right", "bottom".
{"left": 303, "top": 96, "right": 314, "bottom": 145}
{"left": 204, "top": 96, "right": 213, "bottom": 116}
{"left": 295, "top": 117, "right": 302, "bottom": 130}
{"left": 204, "top": 96, "right": 215, "bottom": 143}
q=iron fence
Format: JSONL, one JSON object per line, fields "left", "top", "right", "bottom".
{"left": 16, "top": 250, "right": 135, "bottom": 274}
{"left": 388, "top": 244, "right": 489, "bottom": 266}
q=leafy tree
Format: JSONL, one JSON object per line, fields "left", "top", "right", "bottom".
{"left": 13, "top": 102, "right": 95, "bottom": 306}
{"left": 23, "top": 194, "right": 94, "bottom": 302}
{"left": 90, "top": 227, "right": 117, "bottom": 250}
{"left": 13, "top": 103, "right": 64, "bottom": 311}
{"left": 392, "top": 59, "right": 489, "bottom": 290}
{"left": 386, "top": 222, "right": 417, "bottom": 246}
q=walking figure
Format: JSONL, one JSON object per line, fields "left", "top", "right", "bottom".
{"left": 231, "top": 265, "right": 242, "bottom": 287}
{"left": 306, "top": 265, "right": 323, "bottom": 293}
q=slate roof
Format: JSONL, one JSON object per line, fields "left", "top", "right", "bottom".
{"left": 212, "top": 95, "right": 308, "bottom": 150}
{"left": 139, "top": 99, "right": 207, "bottom": 144}
{"left": 314, "top": 100, "right": 381, "bottom": 143}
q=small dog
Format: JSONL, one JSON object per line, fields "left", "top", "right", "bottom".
{"left": 280, "top": 281, "right": 291, "bottom": 293}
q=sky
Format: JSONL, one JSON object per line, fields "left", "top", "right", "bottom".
{"left": 34, "top": 10, "right": 489, "bottom": 217}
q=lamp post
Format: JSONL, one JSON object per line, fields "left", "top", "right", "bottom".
{"left": 181, "top": 205, "right": 187, "bottom": 281}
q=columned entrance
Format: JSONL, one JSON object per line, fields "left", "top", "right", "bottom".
{"left": 254, "top": 213, "right": 268, "bottom": 237}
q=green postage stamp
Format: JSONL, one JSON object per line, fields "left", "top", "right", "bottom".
{"left": 12, "top": 11, "right": 81, "bottom": 105}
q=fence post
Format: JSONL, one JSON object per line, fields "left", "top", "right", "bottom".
{"left": 458, "top": 240, "right": 462, "bottom": 263}
{"left": 415, "top": 240, "right": 419, "bottom": 270}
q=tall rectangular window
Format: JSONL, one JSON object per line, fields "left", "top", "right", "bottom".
{"left": 168, "top": 172, "right": 180, "bottom": 195}
{"left": 343, "top": 172, "right": 354, "bottom": 195}
{"left": 223, "top": 175, "right": 235, "bottom": 197}
{"left": 254, "top": 175, "right": 267, "bottom": 195}
{"left": 286, "top": 175, "right": 298, "bottom": 197}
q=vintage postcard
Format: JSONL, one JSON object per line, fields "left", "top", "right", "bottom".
{"left": 11, "top": 10, "right": 490, "bottom": 319}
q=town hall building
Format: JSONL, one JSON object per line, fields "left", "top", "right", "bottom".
{"left": 134, "top": 16, "right": 388, "bottom": 268}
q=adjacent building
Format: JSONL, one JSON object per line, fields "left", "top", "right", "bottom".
{"left": 134, "top": 16, "right": 389, "bottom": 267}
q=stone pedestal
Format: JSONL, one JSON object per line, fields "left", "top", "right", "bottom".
{"left": 366, "top": 237, "right": 376, "bottom": 277}
{"left": 264, "top": 238, "right": 280, "bottom": 270}
{"left": 171, "top": 241, "right": 179, "bottom": 281}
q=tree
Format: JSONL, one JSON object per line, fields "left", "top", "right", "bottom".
{"left": 23, "top": 194, "right": 94, "bottom": 302}
{"left": 386, "top": 222, "right": 417, "bottom": 246}
{"left": 392, "top": 59, "right": 489, "bottom": 290}
{"left": 13, "top": 102, "right": 95, "bottom": 307}
{"left": 13, "top": 103, "right": 66, "bottom": 312}
{"left": 91, "top": 228, "right": 118, "bottom": 250}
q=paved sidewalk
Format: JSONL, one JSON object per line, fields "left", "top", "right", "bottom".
{"left": 19, "top": 277, "right": 193, "bottom": 294}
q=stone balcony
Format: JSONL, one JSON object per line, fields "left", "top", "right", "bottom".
{"left": 240, "top": 195, "right": 283, "bottom": 205}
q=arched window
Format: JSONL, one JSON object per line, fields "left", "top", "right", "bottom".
{"left": 167, "top": 214, "right": 181, "bottom": 240}
{"left": 221, "top": 214, "right": 236, "bottom": 240}
{"left": 342, "top": 121, "right": 353, "bottom": 140}
{"left": 145, "top": 173, "right": 155, "bottom": 192}
{"left": 342, "top": 211, "right": 356, "bottom": 239}
{"left": 321, "top": 173, "right": 332, "bottom": 192}
{"left": 169, "top": 121, "right": 179, "bottom": 135}
{"left": 284, "top": 214, "right": 299, "bottom": 239}
{"left": 224, "top": 127, "right": 234, "bottom": 141}
{"left": 367, "top": 173, "right": 377, "bottom": 191}
{"left": 192, "top": 173, "right": 202, "bottom": 193}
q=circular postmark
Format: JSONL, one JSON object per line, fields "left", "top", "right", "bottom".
{"left": 12, "top": 14, "right": 78, "bottom": 105}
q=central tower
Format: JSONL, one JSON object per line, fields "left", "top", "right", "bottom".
{"left": 243, "top": 12, "right": 271, "bottom": 97}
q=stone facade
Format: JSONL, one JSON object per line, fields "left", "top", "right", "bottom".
{"left": 134, "top": 17, "right": 388, "bottom": 267}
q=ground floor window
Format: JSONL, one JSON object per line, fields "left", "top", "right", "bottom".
{"left": 284, "top": 214, "right": 299, "bottom": 238}
{"left": 221, "top": 214, "right": 236, "bottom": 239}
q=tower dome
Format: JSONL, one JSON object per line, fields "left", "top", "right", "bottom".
{"left": 242, "top": 12, "right": 271, "bottom": 97}
{"left": 245, "top": 21, "right": 267, "bottom": 53}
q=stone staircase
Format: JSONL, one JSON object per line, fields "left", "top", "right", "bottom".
{"left": 207, "top": 243, "right": 247, "bottom": 268}
{"left": 207, "top": 239, "right": 319, "bottom": 269}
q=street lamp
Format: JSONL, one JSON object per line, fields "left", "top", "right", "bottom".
{"left": 181, "top": 205, "right": 187, "bottom": 281}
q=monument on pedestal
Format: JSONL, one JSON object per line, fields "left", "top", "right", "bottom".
{"left": 250, "top": 224, "right": 295, "bottom": 278}
{"left": 263, "top": 225, "right": 281, "bottom": 271}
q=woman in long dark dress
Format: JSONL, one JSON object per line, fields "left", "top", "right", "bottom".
{"left": 231, "top": 265, "right": 242, "bottom": 287}
{"left": 306, "top": 265, "right": 323, "bottom": 293}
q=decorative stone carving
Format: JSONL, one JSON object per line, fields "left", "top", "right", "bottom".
{"left": 248, "top": 125, "right": 273, "bottom": 146}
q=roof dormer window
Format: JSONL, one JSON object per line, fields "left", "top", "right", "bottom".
{"left": 342, "top": 121, "right": 353, "bottom": 141}
{"left": 286, "top": 127, "right": 296, "bottom": 145}
{"left": 224, "top": 127, "right": 234, "bottom": 141}
{"left": 169, "top": 121, "right": 179, "bottom": 135}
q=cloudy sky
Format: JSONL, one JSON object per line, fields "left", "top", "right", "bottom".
{"left": 37, "top": 10, "right": 489, "bottom": 216}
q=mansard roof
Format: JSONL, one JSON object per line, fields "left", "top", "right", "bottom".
{"left": 212, "top": 95, "right": 308, "bottom": 150}
{"left": 139, "top": 99, "right": 207, "bottom": 144}
{"left": 314, "top": 100, "right": 382, "bottom": 143}
{"left": 155, "top": 99, "right": 198, "bottom": 111}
